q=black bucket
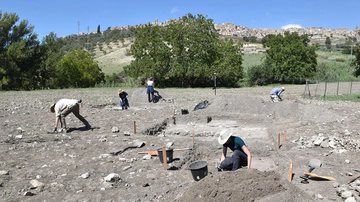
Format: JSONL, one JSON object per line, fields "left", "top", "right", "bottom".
{"left": 157, "top": 148, "right": 174, "bottom": 163}
{"left": 189, "top": 160, "right": 208, "bottom": 181}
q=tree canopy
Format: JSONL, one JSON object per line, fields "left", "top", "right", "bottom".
{"left": 353, "top": 43, "right": 360, "bottom": 77}
{"left": 124, "top": 14, "right": 243, "bottom": 87}
{"left": 262, "top": 32, "right": 317, "bottom": 83}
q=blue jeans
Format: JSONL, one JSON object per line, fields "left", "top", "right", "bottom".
{"left": 220, "top": 150, "right": 247, "bottom": 171}
{"left": 147, "top": 86, "right": 154, "bottom": 102}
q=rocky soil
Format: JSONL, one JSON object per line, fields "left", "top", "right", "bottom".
{"left": 1, "top": 86, "right": 360, "bottom": 202}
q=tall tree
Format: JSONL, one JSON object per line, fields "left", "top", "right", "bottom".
{"left": 125, "top": 14, "right": 243, "bottom": 87}
{"left": 263, "top": 32, "right": 317, "bottom": 83}
{"left": 353, "top": 43, "right": 360, "bottom": 77}
{"left": 97, "top": 25, "right": 101, "bottom": 34}
{"left": 0, "top": 12, "right": 40, "bottom": 90}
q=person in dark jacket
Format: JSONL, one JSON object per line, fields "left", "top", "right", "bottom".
{"left": 118, "top": 89, "right": 129, "bottom": 110}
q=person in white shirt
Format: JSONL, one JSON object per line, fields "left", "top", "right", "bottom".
{"left": 50, "top": 99, "right": 91, "bottom": 132}
{"left": 146, "top": 77, "right": 155, "bottom": 102}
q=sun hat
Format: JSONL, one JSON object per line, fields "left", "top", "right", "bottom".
{"left": 218, "top": 129, "right": 233, "bottom": 145}
{"left": 118, "top": 88, "right": 123, "bottom": 93}
{"left": 281, "top": 87, "right": 285, "bottom": 90}
{"left": 50, "top": 103, "right": 56, "bottom": 113}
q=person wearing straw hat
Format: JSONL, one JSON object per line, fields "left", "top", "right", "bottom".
{"left": 50, "top": 99, "right": 91, "bottom": 133}
{"left": 270, "top": 87, "right": 285, "bottom": 102}
{"left": 217, "top": 129, "right": 252, "bottom": 171}
{"left": 118, "top": 89, "right": 129, "bottom": 110}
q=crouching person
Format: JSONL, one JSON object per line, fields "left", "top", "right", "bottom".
{"left": 217, "top": 129, "right": 252, "bottom": 171}
{"left": 50, "top": 99, "right": 91, "bottom": 133}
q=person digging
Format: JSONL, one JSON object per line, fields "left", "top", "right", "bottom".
{"left": 217, "top": 129, "right": 252, "bottom": 171}
{"left": 50, "top": 99, "right": 91, "bottom": 133}
{"left": 270, "top": 87, "right": 285, "bottom": 102}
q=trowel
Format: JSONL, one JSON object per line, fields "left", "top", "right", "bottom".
{"left": 300, "top": 158, "right": 322, "bottom": 184}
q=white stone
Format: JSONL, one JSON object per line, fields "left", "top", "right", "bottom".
{"left": 341, "top": 191, "right": 352, "bottom": 199}
{"left": 0, "top": 170, "right": 9, "bottom": 175}
{"left": 111, "top": 126, "right": 119, "bottom": 133}
{"left": 15, "top": 135, "right": 23, "bottom": 139}
{"left": 80, "top": 172, "right": 90, "bottom": 179}
{"left": 345, "top": 159, "right": 350, "bottom": 164}
{"left": 104, "top": 173, "right": 120, "bottom": 182}
{"left": 30, "top": 179, "right": 44, "bottom": 189}
{"left": 122, "top": 166, "right": 132, "bottom": 171}
{"left": 316, "top": 194, "right": 324, "bottom": 200}
{"left": 142, "top": 154, "right": 152, "bottom": 160}
{"left": 344, "top": 197, "right": 356, "bottom": 202}
{"left": 313, "top": 136, "right": 325, "bottom": 146}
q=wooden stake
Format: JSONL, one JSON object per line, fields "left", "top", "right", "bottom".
{"left": 277, "top": 133, "right": 281, "bottom": 149}
{"left": 162, "top": 145, "right": 168, "bottom": 169}
{"left": 133, "top": 121, "right": 137, "bottom": 134}
{"left": 192, "top": 130, "right": 195, "bottom": 148}
{"left": 283, "top": 130, "right": 286, "bottom": 143}
{"left": 288, "top": 160, "right": 293, "bottom": 182}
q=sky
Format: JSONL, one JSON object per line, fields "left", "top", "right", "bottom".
{"left": 1, "top": 0, "right": 360, "bottom": 39}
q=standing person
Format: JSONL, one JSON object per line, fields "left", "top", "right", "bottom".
{"left": 270, "top": 87, "right": 285, "bottom": 102}
{"left": 50, "top": 99, "right": 91, "bottom": 132}
{"left": 217, "top": 129, "right": 252, "bottom": 171}
{"left": 146, "top": 77, "right": 155, "bottom": 102}
{"left": 118, "top": 89, "right": 129, "bottom": 110}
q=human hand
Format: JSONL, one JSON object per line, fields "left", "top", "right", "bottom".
{"left": 53, "top": 127, "right": 57, "bottom": 132}
{"left": 220, "top": 155, "right": 225, "bottom": 162}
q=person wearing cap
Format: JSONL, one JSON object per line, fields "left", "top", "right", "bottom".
{"left": 270, "top": 87, "right": 285, "bottom": 102}
{"left": 50, "top": 99, "right": 91, "bottom": 133}
{"left": 118, "top": 89, "right": 129, "bottom": 110}
{"left": 146, "top": 77, "right": 155, "bottom": 103}
{"left": 217, "top": 129, "right": 252, "bottom": 171}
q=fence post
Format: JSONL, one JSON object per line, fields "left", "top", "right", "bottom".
{"left": 350, "top": 81, "right": 353, "bottom": 95}
{"left": 336, "top": 81, "right": 339, "bottom": 96}
{"left": 324, "top": 81, "right": 327, "bottom": 99}
{"left": 314, "top": 80, "right": 319, "bottom": 97}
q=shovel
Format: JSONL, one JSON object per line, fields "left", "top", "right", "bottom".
{"left": 110, "top": 140, "right": 145, "bottom": 156}
{"left": 138, "top": 148, "right": 192, "bottom": 156}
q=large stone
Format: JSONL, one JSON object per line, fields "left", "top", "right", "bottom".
{"left": 30, "top": 179, "right": 44, "bottom": 189}
{"left": 320, "top": 140, "right": 329, "bottom": 148}
{"left": 313, "top": 136, "right": 325, "bottom": 146}
{"left": 341, "top": 191, "right": 352, "bottom": 199}
{"left": 344, "top": 197, "right": 356, "bottom": 202}
{"left": 0, "top": 170, "right": 9, "bottom": 176}
{"left": 104, "top": 173, "right": 120, "bottom": 182}
{"left": 111, "top": 127, "right": 119, "bottom": 133}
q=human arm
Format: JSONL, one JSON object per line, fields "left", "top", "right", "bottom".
{"left": 242, "top": 145, "right": 252, "bottom": 169}
{"left": 221, "top": 146, "right": 227, "bottom": 162}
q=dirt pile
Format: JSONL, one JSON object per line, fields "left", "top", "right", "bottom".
{"left": 176, "top": 169, "right": 312, "bottom": 202}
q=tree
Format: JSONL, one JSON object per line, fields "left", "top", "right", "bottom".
{"left": 0, "top": 12, "right": 40, "bottom": 90}
{"left": 353, "top": 43, "right": 360, "bottom": 77}
{"left": 325, "top": 36, "right": 332, "bottom": 50}
{"left": 97, "top": 25, "right": 101, "bottom": 34}
{"left": 263, "top": 32, "right": 317, "bottom": 83}
{"left": 55, "top": 50, "right": 104, "bottom": 88}
{"left": 124, "top": 14, "right": 243, "bottom": 87}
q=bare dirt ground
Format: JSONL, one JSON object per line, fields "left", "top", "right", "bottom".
{"left": 1, "top": 86, "right": 360, "bottom": 202}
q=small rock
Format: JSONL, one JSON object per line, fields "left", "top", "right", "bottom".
{"left": 142, "top": 183, "right": 150, "bottom": 187}
{"left": 0, "top": 170, "right": 9, "bottom": 176}
{"left": 15, "top": 135, "right": 23, "bottom": 139}
{"left": 122, "top": 166, "right": 132, "bottom": 171}
{"left": 123, "top": 131, "right": 131, "bottom": 136}
{"left": 104, "top": 173, "right": 120, "bottom": 182}
{"left": 333, "top": 182, "right": 340, "bottom": 188}
{"left": 119, "top": 158, "right": 126, "bottom": 161}
{"left": 320, "top": 140, "right": 329, "bottom": 148}
{"left": 24, "top": 191, "right": 35, "bottom": 196}
{"left": 80, "top": 172, "right": 90, "bottom": 179}
{"left": 344, "top": 197, "right": 356, "bottom": 202}
{"left": 341, "top": 191, "right": 353, "bottom": 199}
{"left": 166, "top": 142, "right": 174, "bottom": 148}
{"left": 345, "top": 159, "right": 351, "bottom": 164}
{"left": 76, "top": 190, "right": 83, "bottom": 193}
{"left": 36, "top": 175, "right": 41, "bottom": 179}
{"left": 111, "top": 127, "right": 119, "bottom": 133}
{"left": 30, "top": 179, "right": 44, "bottom": 189}
{"left": 142, "top": 154, "right": 152, "bottom": 160}
{"left": 316, "top": 194, "right": 324, "bottom": 200}
{"left": 346, "top": 172, "right": 353, "bottom": 176}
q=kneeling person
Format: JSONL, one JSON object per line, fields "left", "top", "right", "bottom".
{"left": 218, "top": 129, "right": 252, "bottom": 171}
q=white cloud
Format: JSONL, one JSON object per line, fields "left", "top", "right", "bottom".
{"left": 170, "top": 7, "right": 179, "bottom": 14}
{"left": 281, "top": 24, "right": 303, "bottom": 29}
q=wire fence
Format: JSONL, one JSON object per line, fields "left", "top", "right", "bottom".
{"left": 303, "top": 80, "right": 360, "bottom": 98}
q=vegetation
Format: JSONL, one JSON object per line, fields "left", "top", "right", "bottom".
{"left": 325, "top": 37, "right": 332, "bottom": 50}
{"left": 353, "top": 43, "right": 360, "bottom": 77}
{"left": 319, "top": 94, "right": 360, "bottom": 102}
{"left": 124, "top": 14, "right": 243, "bottom": 87}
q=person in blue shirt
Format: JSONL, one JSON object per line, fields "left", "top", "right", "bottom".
{"left": 270, "top": 87, "right": 285, "bottom": 102}
{"left": 217, "top": 129, "right": 252, "bottom": 171}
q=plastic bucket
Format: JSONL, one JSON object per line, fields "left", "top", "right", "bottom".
{"left": 157, "top": 148, "right": 174, "bottom": 163}
{"left": 189, "top": 160, "right": 208, "bottom": 181}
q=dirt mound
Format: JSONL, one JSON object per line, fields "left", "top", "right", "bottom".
{"left": 176, "top": 169, "right": 313, "bottom": 202}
